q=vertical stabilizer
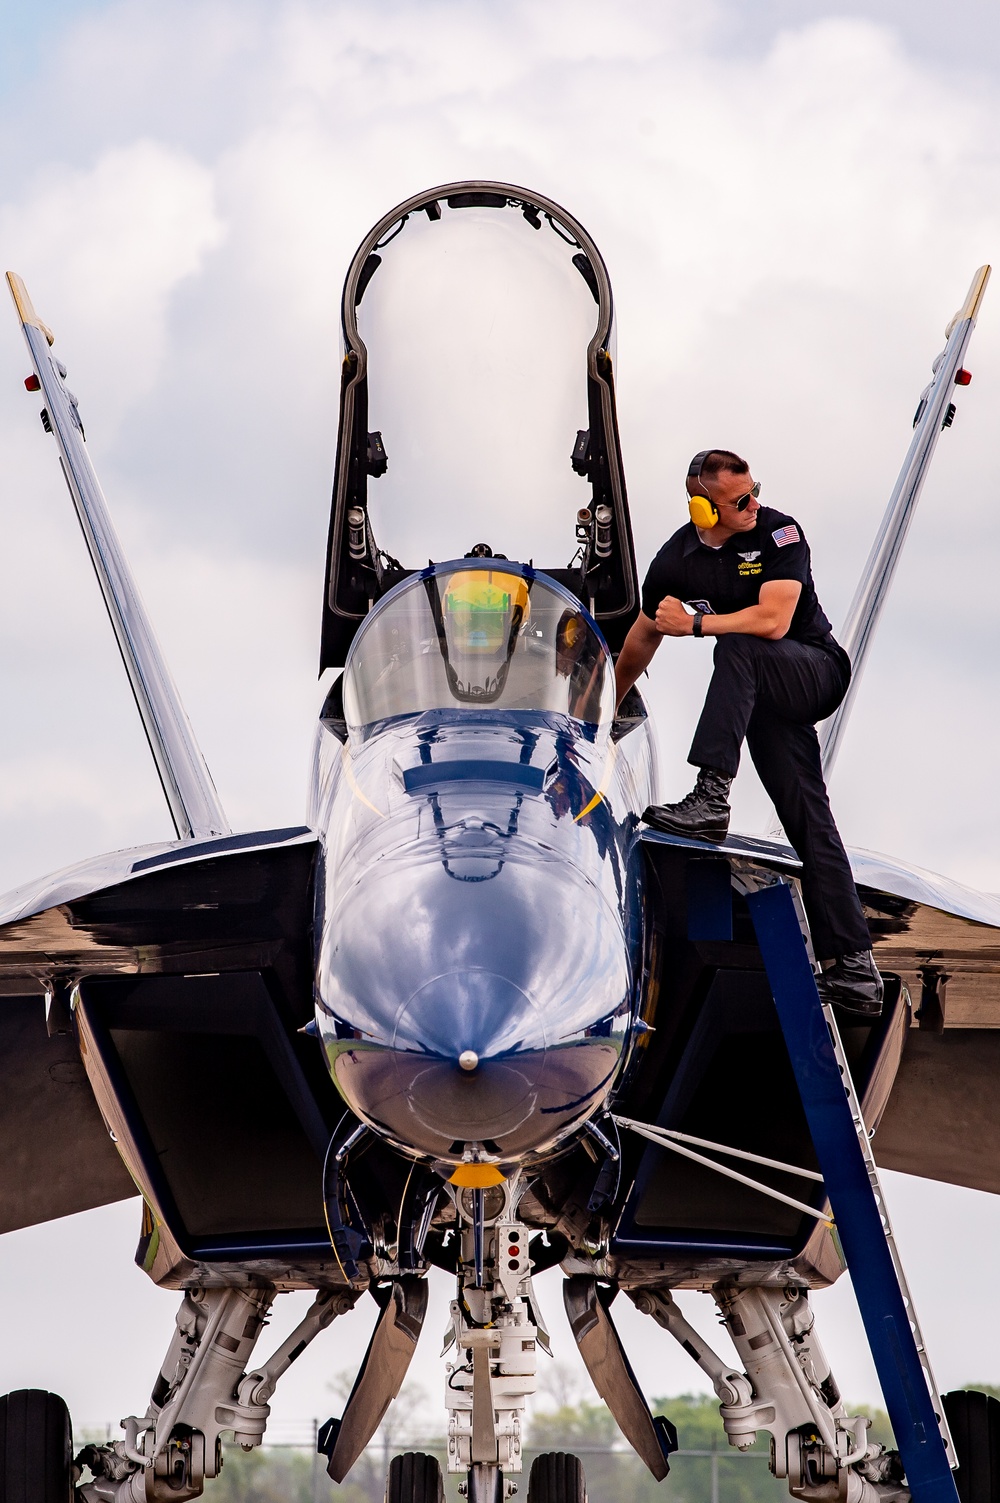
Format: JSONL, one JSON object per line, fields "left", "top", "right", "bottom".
{"left": 819, "top": 265, "right": 990, "bottom": 776}
{"left": 6, "top": 272, "right": 230, "bottom": 841}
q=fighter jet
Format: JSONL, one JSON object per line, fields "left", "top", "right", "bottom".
{"left": 0, "top": 183, "right": 996, "bottom": 1503}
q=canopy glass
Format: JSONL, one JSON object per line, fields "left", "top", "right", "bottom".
{"left": 343, "top": 561, "right": 614, "bottom": 734}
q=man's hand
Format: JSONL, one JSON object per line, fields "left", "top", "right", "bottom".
{"left": 654, "top": 596, "right": 694, "bottom": 637}
{"left": 655, "top": 580, "right": 802, "bottom": 642}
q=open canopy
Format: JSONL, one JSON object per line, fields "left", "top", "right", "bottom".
{"left": 320, "top": 183, "right": 640, "bottom": 669}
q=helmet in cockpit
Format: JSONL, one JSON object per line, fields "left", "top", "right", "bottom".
{"left": 433, "top": 568, "right": 531, "bottom": 704}
{"left": 441, "top": 570, "right": 530, "bottom": 654}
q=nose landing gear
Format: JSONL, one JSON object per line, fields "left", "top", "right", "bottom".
{"left": 382, "top": 1447, "right": 591, "bottom": 1503}
{"left": 441, "top": 1198, "right": 561, "bottom": 1503}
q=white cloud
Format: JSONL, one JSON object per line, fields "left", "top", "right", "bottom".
{"left": 1, "top": 138, "right": 224, "bottom": 428}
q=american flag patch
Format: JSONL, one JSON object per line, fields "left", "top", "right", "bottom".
{"left": 772, "top": 525, "right": 800, "bottom": 547}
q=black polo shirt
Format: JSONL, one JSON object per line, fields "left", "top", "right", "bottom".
{"left": 640, "top": 505, "right": 841, "bottom": 653}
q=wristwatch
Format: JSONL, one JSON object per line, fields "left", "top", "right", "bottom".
{"left": 692, "top": 612, "right": 704, "bottom": 638}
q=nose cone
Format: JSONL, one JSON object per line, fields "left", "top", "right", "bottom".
{"left": 318, "top": 845, "right": 629, "bottom": 1161}
{"left": 389, "top": 969, "right": 546, "bottom": 1149}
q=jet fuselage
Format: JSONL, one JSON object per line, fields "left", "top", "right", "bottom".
{"left": 309, "top": 559, "right": 657, "bottom": 1167}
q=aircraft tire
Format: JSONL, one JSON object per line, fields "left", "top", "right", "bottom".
{"left": 944, "top": 1390, "right": 1000, "bottom": 1503}
{"left": 0, "top": 1389, "right": 74, "bottom": 1503}
{"left": 385, "top": 1450, "right": 445, "bottom": 1503}
{"left": 527, "top": 1451, "right": 588, "bottom": 1503}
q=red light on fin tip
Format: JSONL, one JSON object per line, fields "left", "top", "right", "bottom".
{"left": 23, "top": 374, "right": 40, "bottom": 392}
{"left": 955, "top": 368, "right": 973, "bottom": 386}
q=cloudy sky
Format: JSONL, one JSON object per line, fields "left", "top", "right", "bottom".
{"left": 2, "top": 0, "right": 1000, "bottom": 1449}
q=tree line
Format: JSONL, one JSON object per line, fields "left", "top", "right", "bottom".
{"left": 204, "top": 1388, "right": 905, "bottom": 1503}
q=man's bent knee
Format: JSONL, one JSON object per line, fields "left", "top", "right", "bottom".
{"left": 713, "top": 634, "right": 762, "bottom": 664}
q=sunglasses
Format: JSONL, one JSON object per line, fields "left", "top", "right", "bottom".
{"left": 729, "top": 481, "right": 761, "bottom": 512}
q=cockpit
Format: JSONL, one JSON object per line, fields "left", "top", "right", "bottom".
{"left": 342, "top": 560, "right": 615, "bottom": 738}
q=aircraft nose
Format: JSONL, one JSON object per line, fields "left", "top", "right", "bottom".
{"left": 317, "top": 841, "right": 630, "bottom": 1162}
{"left": 389, "top": 968, "right": 547, "bottom": 1150}
{"left": 393, "top": 968, "right": 546, "bottom": 1059}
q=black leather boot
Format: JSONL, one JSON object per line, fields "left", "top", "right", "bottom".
{"left": 643, "top": 768, "right": 733, "bottom": 843}
{"left": 816, "top": 950, "right": 884, "bottom": 1019}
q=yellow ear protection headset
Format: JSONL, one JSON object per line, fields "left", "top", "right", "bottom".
{"left": 687, "top": 450, "right": 720, "bottom": 528}
{"left": 687, "top": 451, "right": 762, "bottom": 528}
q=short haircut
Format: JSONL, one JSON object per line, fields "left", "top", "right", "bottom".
{"left": 700, "top": 449, "right": 749, "bottom": 478}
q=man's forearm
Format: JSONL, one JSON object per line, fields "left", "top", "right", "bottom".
{"left": 700, "top": 603, "right": 789, "bottom": 640}
{"left": 614, "top": 618, "right": 661, "bottom": 707}
{"left": 655, "top": 582, "right": 800, "bottom": 642}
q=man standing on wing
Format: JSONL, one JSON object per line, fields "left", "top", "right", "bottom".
{"left": 614, "top": 448, "right": 882, "bottom": 1017}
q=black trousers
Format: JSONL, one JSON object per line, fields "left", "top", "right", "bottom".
{"left": 688, "top": 634, "right": 871, "bottom": 962}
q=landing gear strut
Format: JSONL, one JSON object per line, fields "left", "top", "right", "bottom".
{"left": 443, "top": 1190, "right": 553, "bottom": 1503}
{"left": 630, "top": 1283, "right": 908, "bottom": 1503}
{"left": 69, "top": 1284, "right": 358, "bottom": 1503}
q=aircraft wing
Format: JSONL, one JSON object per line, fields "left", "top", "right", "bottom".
{"left": 610, "top": 829, "right": 1000, "bottom": 1293}
{"left": 676, "top": 835, "right": 1000, "bottom": 1197}
{"left": 853, "top": 847, "right": 1000, "bottom": 1194}
{"left": 0, "top": 827, "right": 320, "bottom": 1235}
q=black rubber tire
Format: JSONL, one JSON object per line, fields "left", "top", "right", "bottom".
{"left": 385, "top": 1450, "right": 445, "bottom": 1503}
{"left": 944, "top": 1391, "right": 1000, "bottom": 1503}
{"left": 527, "top": 1451, "right": 588, "bottom": 1503}
{"left": 0, "top": 1390, "right": 73, "bottom": 1503}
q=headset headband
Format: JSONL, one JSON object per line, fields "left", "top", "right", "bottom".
{"left": 687, "top": 450, "right": 714, "bottom": 480}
